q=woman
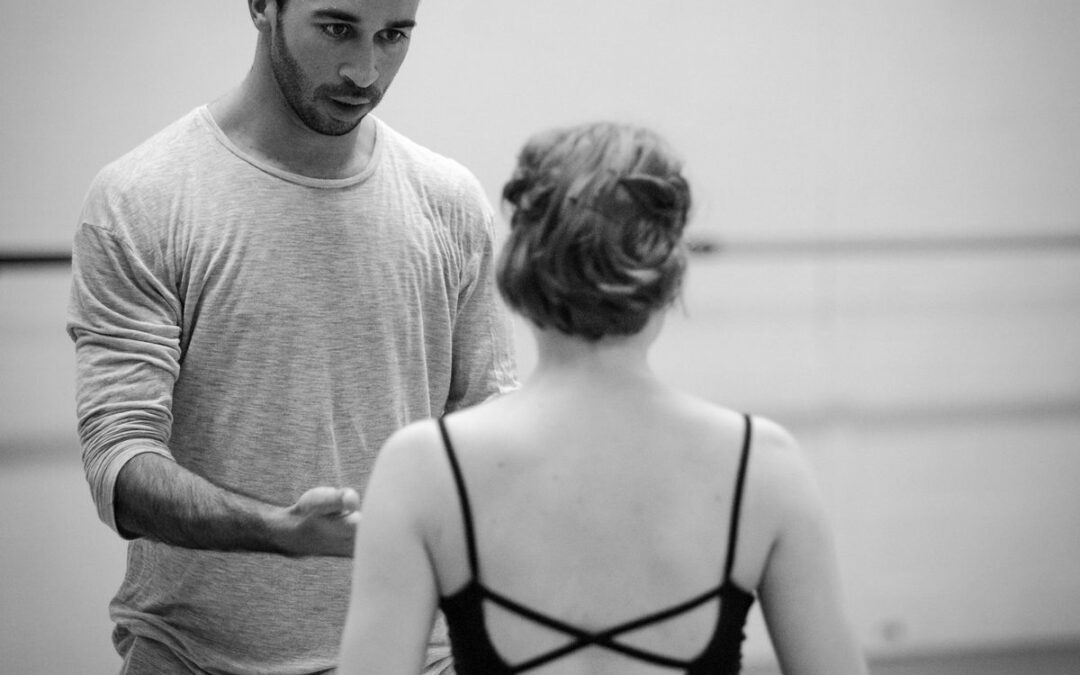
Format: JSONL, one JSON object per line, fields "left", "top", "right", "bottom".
{"left": 339, "top": 122, "right": 867, "bottom": 674}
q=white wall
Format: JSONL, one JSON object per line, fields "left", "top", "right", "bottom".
{"left": 2, "top": 1, "right": 1080, "bottom": 672}
{"left": 5, "top": 1, "right": 1079, "bottom": 248}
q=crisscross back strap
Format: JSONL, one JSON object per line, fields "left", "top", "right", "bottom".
{"left": 722, "top": 414, "right": 754, "bottom": 582}
{"left": 437, "top": 413, "right": 755, "bottom": 673}
{"left": 437, "top": 416, "right": 481, "bottom": 577}
{"left": 486, "top": 583, "right": 713, "bottom": 672}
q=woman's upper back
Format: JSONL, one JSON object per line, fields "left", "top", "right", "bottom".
{"left": 418, "top": 382, "right": 799, "bottom": 674}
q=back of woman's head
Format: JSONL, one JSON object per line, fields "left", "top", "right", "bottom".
{"left": 498, "top": 122, "right": 691, "bottom": 341}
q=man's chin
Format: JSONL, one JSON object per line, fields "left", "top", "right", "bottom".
{"left": 316, "top": 100, "right": 376, "bottom": 136}
{"left": 297, "top": 111, "right": 365, "bottom": 137}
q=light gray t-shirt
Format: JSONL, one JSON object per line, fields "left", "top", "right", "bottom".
{"left": 67, "top": 107, "right": 517, "bottom": 673}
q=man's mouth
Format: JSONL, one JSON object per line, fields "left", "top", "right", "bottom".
{"left": 330, "top": 96, "right": 371, "bottom": 107}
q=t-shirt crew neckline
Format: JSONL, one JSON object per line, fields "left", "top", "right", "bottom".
{"left": 196, "top": 105, "right": 383, "bottom": 189}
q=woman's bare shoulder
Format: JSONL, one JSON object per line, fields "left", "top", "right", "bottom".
{"left": 366, "top": 419, "right": 451, "bottom": 512}
{"left": 738, "top": 414, "right": 833, "bottom": 548}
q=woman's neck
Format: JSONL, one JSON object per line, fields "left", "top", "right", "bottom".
{"left": 526, "top": 323, "right": 661, "bottom": 392}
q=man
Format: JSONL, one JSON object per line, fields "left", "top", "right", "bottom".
{"left": 66, "top": 0, "right": 517, "bottom": 672}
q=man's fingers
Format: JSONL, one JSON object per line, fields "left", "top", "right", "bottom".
{"left": 296, "top": 486, "right": 360, "bottom": 516}
{"left": 340, "top": 487, "right": 360, "bottom": 514}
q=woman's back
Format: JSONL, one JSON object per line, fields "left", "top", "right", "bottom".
{"left": 339, "top": 121, "right": 867, "bottom": 675}
{"left": 427, "top": 371, "right": 781, "bottom": 674}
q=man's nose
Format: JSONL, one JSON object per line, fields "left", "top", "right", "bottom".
{"left": 340, "top": 39, "right": 378, "bottom": 88}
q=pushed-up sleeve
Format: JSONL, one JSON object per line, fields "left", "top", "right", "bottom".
{"left": 67, "top": 195, "right": 183, "bottom": 534}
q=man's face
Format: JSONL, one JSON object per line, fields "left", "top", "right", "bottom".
{"left": 269, "top": 0, "right": 420, "bottom": 136}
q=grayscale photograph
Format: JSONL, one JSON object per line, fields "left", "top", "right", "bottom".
{"left": 1, "top": 2, "right": 1078, "bottom": 674}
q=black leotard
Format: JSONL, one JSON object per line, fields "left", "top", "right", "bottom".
{"left": 438, "top": 414, "right": 756, "bottom": 673}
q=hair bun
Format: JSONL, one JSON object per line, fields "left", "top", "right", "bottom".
{"left": 617, "top": 174, "right": 689, "bottom": 225}
{"left": 497, "top": 122, "right": 690, "bottom": 341}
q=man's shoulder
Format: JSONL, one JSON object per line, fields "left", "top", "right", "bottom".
{"left": 90, "top": 107, "right": 212, "bottom": 196}
{"left": 375, "top": 117, "right": 486, "bottom": 199}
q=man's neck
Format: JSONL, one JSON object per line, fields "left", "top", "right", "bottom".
{"left": 208, "top": 73, "right": 376, "bottom": 180}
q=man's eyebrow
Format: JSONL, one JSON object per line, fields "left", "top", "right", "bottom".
{"left": 311, "top": 9, "right": 416, "bottom": 29}
{"left": 312, "top": 8, "right": 360, "bottom": 22}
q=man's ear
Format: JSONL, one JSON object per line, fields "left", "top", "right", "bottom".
{"left": 249, "top": 0, "right": 274, "bottom": 31}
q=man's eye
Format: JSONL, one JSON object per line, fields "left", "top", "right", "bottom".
{"left": 322, "top": 24, "right": 352, "bottom": 39}
{"left": 379, "top": 29, "right": 408, "bottom": 44}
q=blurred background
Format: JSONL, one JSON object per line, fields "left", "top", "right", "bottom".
{"left": 2, "top": 1, "right": 1079, "bottom": 673}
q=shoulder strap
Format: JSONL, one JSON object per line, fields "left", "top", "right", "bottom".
{"left": 722, "top": 413, "right": 753, "bottom": 582}
{"left": 437, "top": 416, "right": 481, "bottom": 578}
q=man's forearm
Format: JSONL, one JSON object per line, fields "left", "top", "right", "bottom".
{"left": 113, "top": 452, "right": 361, "bottom": 556}
{"left": 114, "top": 452, "right": 288, "bottom": 553}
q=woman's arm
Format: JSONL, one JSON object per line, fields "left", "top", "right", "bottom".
{"left": 756, "top": 423, "right": 869, "bottom": 675}
{"left": 338, "top": 423, "right": 442, "bottom": 674}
